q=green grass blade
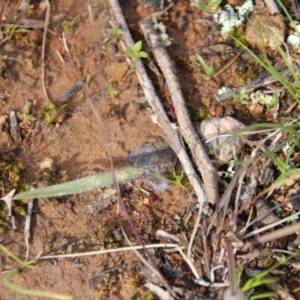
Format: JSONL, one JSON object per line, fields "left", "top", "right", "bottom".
{"left": 250, "top": 276, "right": 280, "bottom": 289}
{"left": 266, "top": 152, "right": 287, "bottom": 173}
{"left": 4, "top": 270, "right": 72, "bottom": 300}
{"left": 13, "top": 167, "right": 144, "bottom": 200}
{"left": 0, "top": 244, "right": 26, "bottom": 267}
{"left": 232, "top": 37, "right": 300, "bottom": 102}
{"left": 276, "top": 0, "right": 296, "bottom": 26}
{"left": 242, "top": 254, "right": 298, "bottom": 293}
{"left": 249, "top": 292, "right": 277, "bottom": 300}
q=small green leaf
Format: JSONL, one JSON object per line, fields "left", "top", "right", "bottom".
{"left": 17, "top": 112, "right": 24, "bottom": 119}
{"left": 126, "top": 47, "right": 134, "bottom": 55}
{"left": 133, "top": 40, "right": 143, "bottom": 52}
{"left": 249, "top": 292, "right": 278, "bottom": 300}
{"left": 197, "top": 0, "right": 207, "bottom": 10}
{"left": 138, "top": 51, "right": 148, "bottom": 58}
{"left": 107, "top": 27, "right": 123, "bottom": 36}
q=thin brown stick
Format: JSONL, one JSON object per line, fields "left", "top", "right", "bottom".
{"left": 139, "top": 18, "right": 219, "bottom": 205}
{"left": 242, "top": 222, "right": 300, "bottom": 251}
{"left": 41, "top": 0, "right": 51, "bottom": 102}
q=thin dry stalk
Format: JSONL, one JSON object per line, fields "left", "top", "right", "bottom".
{"left": 210, "top": 128, "right": 285, "bottom": 238}
{"left": 41, "top": 0, "right": 51, "bottom": 102}
{"left": 242, "top": 222, "right": 300, "bottom": 251}
{"left": 119, "top": 223, "right": 174, "bottom": 294}
{"left": 200, "top": 224, "right": 210, "bottom": 277}
{"left": 24, "top": 185, "right": 35, "bottom": 261}
{"left": 39, "top": 243, "right": 180, "bottom": 259}
{"left": 241, "top": 211, "right": 300, "bottom": 239}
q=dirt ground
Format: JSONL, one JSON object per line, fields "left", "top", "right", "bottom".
{"left": 1, "top": 0, "right": 300, "bottom": 299}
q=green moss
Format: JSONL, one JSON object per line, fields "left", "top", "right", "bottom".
{"left": 0, "top": 153, "right": 29, "bottom": 233}
{"left": 13, "top": 206, "right": 27, "bottom": 217}
{"left": 128, "top": 275, "right": 145, "bottom": 288}
{"left": 0, "top": 154, "right": 24, "bottom": 188}
{"left": 228, "top": 27, "right": 247, "bottom": 48}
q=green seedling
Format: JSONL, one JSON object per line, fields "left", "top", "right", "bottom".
{"left": 39, "top": 103, "right": 67, "bottom": 125}
{"left": 240, "top": 254, "right": 297, "bottom": 300}
{"left": 107, "top": 27, "right": 123, "bottom": 43}
{"left": 17, "top": 101, "right": 36, "bottom": 128}
{"left": 233, "top": 87, "right": 248, "bottom": 104}
{"left": 168, "top": 168, "right": 190, "bottom": 195}
{"left": 197, "top": 0, "right": 222, "bottom": 13}
{"left": 62, "top": 15, "right": 80, "bottom": 31}
{"left": 107, "top": 27, "right": 123, "bottom": 37}
{"left": 4, "top": 26, "right": 30, "bottom": 42}
{"left": 126, "top": 41, "right": 148, "bottom": 63}
{"left": 266, "top": 137, "right": 299, "bottom": 186}
{"left": 195, "top": 53, "right": 214, "bottom": 79}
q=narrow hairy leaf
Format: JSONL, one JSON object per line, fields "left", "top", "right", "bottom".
{"left": 13, "top": 167, "right": 144, "bottom": 200}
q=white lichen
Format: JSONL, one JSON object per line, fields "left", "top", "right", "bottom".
{"left": 249, "top": 91, "right": 277, "bottom": 107}
{"left": 287, "top": 24, "right": 300, "bottom": 53}
{"left": 153, "top": 17, "right": 172, "bottom": 47}
{"left": 214, "top": 0, "right": 254, "bottom": 38}
{"left": 217, "top": 86, "right": 232, "bottom": 95}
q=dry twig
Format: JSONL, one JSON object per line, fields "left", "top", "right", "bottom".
{"left": 41, "top": 0, "right": 51, "bottom": 102}
{"left": 139, "top": 19, "right": 219, "bottom": 205}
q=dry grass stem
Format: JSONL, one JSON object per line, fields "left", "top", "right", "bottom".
{"left": 39, "top": 243, "right": 180, "bottom": 260}
{"left": 41, "top": 0, "right": 51, "bottom": 102}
